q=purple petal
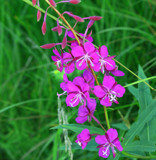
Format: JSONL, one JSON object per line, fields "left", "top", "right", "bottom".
{"left": 106, "top": 128, "right": 118, "bottom": 142}
{"left": 65, "top": 62, "right": 75, "bottom": 74}
{"left": 76, "top": 59, "right": 87, "bottom": 70}
{"left": 113, "top": 139, "right": 123, "bottom": 151}
{"left": 100, "top": 96, "right": 112, "bottom": 107}
{"left": 100, "top": 45, "right": 108, "bottom": 58}
{"left": 63, "top": 52, "right": 72, "bottom": 63}
{"left": 87, "top": 98, "right": 96, "bottom": 112}
{"left": 94, "top": 86, "right": 106, "bottom": 98}
{"left": 93, "top": 63, "right": 100, "bottom": 72}
{"left": 66, "top": 93, "right": 80, "bottom": 107}
{"left": 67, "top": 81, "right": 80, "bottom": 92}
{"left": 75, "top": 116, "right": 88, "bottom": 124}
{"left": 95, "top": 135, "right": 108, "bottom": 145}
{"left": 102, "top": 75, "right": 115, "bottom": 90}
{"left": 78, "top": 105, "right": 89, "bottom": 116}
{"left": 112, "top": 70, "right": 125, "bottom": 77}
{"left": 90, "top": 51, "right": 99, "bottom": 63}
{"left": 73, "top": 76, "right": 85, "bottom": 86}
{"left": 53, "top": 49, "right": 61, "bottom": 57}
{"left": 113, "top": 84, "right": 125, "bottom": 98}
{"left": 98, "top": 147, "right": 110, "bottom": 158}
{"left": 72, "top": 46, "right": 84, "bottom": 57}
{"left": 51, "top": 56, "right": 58, "bottom": 62}
{"left": 84, "top": 41, "right": 95, "bottom": 53}
{"left": 105, "top": 59, "right": 116, "bottom": 71}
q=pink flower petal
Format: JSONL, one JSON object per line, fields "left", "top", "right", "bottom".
{"left": 102, "top": 75, "right": 115, "bottom": 90}
{"left": 94, "top": 86, "right": 105, "bottom": 98}
{"left": 66, "top": 93, "right": 80, "bottom": 107}
{"left": 84, "top": 42, "right": 95, "bottom": 53}
{"left": 76, "top": 59, "right": 87, "bottom": 70}
{"left": 98, "top": 147, "right": 110, "bottom": 158}
{"left": 73, "top": 76, "right": 85, "bottom": 86}
{"left": 65, "top": 62, "right": 75, "bottom": 74}
{"left": 100, "top": 96, "right": 112, "bottom": 106}
{"left": 95, "top": 135, "right": 108, "bottom": 145}
{"left": 72, "top": 46, "right": 84, "bottom": 57}
{"left": 75, "top": 116, "right": 88, "bottom": 124}
{"left": 69, "top": 0, "right": 81, "bottom": 4}
{"left": 113, "top": 84, "right": 125, "bottom": 98}
{"left": 37, "top": 10, "right": 41, "bottom": 22}
{"left": 113, "top": 139, "right": 123, "bottom": 151}
{"left": 106, "top": 128, "right": 118, "bottom": 142}
{"left": 105, "top": 59, "right": 116, "bottom": 71}
{"left": 100, "top": 45, "right": 108, "bottom": 58}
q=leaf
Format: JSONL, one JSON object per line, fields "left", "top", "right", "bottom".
{"left": 51, "top": 124, "right": 104, "bottom": 135}
{"left": 111, "top": 123, "right": 129, "bottom": 131}
{"left": 123, "top": 100, "right": 156, "bottom": 147}
{"left": 127, "top": 85, "right": 139, "bottom": 101}
{"left": 138, "top": 65, "right": 154, "bottom": 142}
{"left": 138, "top": 65, "right": 153, "bottom": 113}
{"left": 124, "top": 141, "right": 156, "bottom": 152}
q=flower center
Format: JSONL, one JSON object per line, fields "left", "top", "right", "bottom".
{"left": 77, "top": 53, "right": 94, "bottom": 67}
{"left": 56, "top": 60, "right": 61, "bottom": 68}
{"left": 99, "top": 59, "right": 113, "bottom": 73}
{"left": 78, "top": 141, "right": 82, "bottom": 146}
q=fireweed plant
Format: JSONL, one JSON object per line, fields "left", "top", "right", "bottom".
{"left": 23, "top": 0, "right": 156, "bottom": 159}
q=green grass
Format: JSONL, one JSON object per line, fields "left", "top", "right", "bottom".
{"left": 0, "top": 0, "right": 156, "bottom": 160}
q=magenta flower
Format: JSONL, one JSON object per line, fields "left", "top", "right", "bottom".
{"left": 95, "top": 128, "right": 123, "bottom": 158}
{"left": 75, "top": 99, "right": 96, "bottom": 123}
{"left": 93, "top": 46, "right": 116, "bottom": 74}
{"left": 66, "top": 77, "right": 90, "bottom": 107}
{"left": 109, "top": 66, "right": 125, "bottom": 77}
{"left": 72, "top": 42, "right": 99, "bottom": 70}
{"left": 94, "top": 75, "right": 125, "bottom": 107}
{"left": 75, "top": 129, "right": 91, "bottom": 149}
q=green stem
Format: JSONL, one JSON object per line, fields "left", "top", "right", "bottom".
{"left": 104, "top": 106, "right": 110, "bottom": 129}
{"left": 122, "top": 151, "right": 156, "bottom": 159}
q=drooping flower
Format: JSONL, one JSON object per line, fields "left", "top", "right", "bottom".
{"left": 66, "top": 77, "right": 90, "bottom": 107}
{"left": 72, "top": 42, "right": 99, "bottom": 70}
{"left": 94, "top": 75, "right": 125, "bottom": 107}
{"left": 93, "top": 46, "right": 116, "bottom": 74}
{"left": 95, "top": 128, "right": 123, "bottom": 158}
{"left": 75, "top": 129, "right": 91, "bottom": 149}
{"left": 49, "top": 0, "right": 56, "bottom": 7}
{"left": 75, "top": 99, "right": 96, "bottom": 123}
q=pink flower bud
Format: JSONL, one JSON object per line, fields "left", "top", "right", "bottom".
{"left": 32, "top": 0, "right": 36, "bottom": 6}
{"left": 63, "top": 12, "right": 84, "bottom": 22}
{"left": 49, "top": 0, "right": 56, "bottom": 7}
{"left": 42, "top": 21, "right": 46, "bottom": 35}
{"left": 69, "top": 0, "right": 81, "bottom": 4}
{"left": 37, "top": 1, "right": 41, "bottom": 22}
{"left": 40, "top": 43, "right": 56, "bottom": 49}
{"left": 37, "top": 10, "right": 41, "bottom": 22}
{"left": 62, "top": 37, "right": 67, "bottom": 49}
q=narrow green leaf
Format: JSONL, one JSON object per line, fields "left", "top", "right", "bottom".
{"left": 123, "top": 100, "right": 156, "bottom": 147}
{"left": 127, "top": 86, "right": 139, "bottom": 101}
{"left": 124, "top": 141, "right": 156, "bottom": 152}
{"left": 138, "top": 65, "right": 154, "bottom": 142}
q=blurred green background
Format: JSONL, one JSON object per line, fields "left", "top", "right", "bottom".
{"left": 0, "top": 0, "right": 156, "bottom": 160}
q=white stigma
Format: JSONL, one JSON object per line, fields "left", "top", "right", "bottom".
{"left": 99, "top": 59, "right": 113, "bottom": 73}
{"left": 78, "top": 141, "right": 82, "bottom": 146}
{"left": 70, "top": 92, "right": 84, "bottom": 107}
{"left": 77, "top": 53, "right": 94, "bottom": 67}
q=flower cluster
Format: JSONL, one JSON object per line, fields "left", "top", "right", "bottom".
{"left": 76, "top": 128, "right": 123, "bottom": 158}
{"left": 33, "top": 0, "right": 126, "bottom": 158}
